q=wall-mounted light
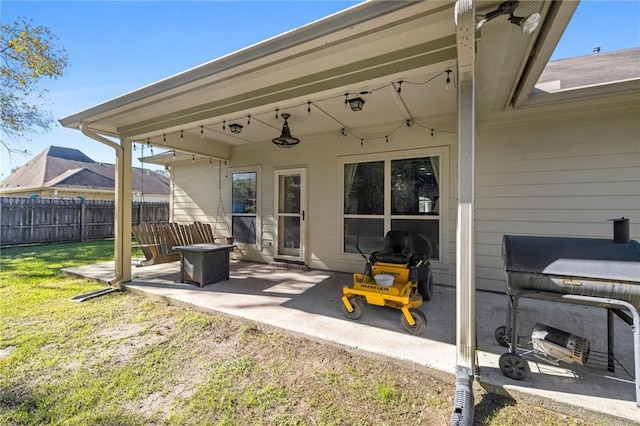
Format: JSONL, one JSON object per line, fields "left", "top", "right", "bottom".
{"left": 509, "top": 12, "right": 541, "bottom": 35}
{"left": 475, "top": 1, "right": 541, "bottom": 35}
{"left": 272, "top": 113, "right": 300, "bottom": 148}
{"left": 229, "top": 123, "right": 243, "bottom": 134}
{"left": 348, "top": 97, "right": 365, "bottom": 112}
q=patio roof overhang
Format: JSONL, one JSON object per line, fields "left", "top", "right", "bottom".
{"left": 59, "top": 1, "right": 578, "bottom": 158}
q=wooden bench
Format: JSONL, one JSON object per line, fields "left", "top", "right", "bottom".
{"left": 132, "top": 222, "right": 216, "bottom": 266}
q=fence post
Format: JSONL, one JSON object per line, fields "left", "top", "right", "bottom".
{"left": 81, "top": 200, "right": 87, "bottom": 242}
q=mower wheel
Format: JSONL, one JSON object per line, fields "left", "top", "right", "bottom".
{"left": 499, "top": 353, "right": 530, "bottom": 381}
{"left": 494, "top": 326, "right": 509, "bottom": 348}
{"left": 418, "top": 269, "right": 434, "bottom": 301}
{"left": 401, "top": 309, "right": 427, "bottom": 335}
{"left": 343, "top": 296, "right": 364, "bottom": 320}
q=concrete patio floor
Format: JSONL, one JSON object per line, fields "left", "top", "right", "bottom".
{"left": 62, "top": 259, "right": 639, "bottom": 423}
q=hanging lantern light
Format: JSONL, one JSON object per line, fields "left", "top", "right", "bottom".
{"left": 229, "top": 123, "right": 243, "bottom": 134}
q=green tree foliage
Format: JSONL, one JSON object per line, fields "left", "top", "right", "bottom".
{"left": 1, "top": 17, "right": 68, "bottom": 154}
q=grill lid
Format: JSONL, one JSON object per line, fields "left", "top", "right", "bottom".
{"left": 503, "top": 235, "right": 640, "bottom": 283}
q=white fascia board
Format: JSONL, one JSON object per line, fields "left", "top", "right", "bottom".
{"left": 510, "top": 0, "right": 580, "bottom": 108}
{"left": 59, "top": 1, "right": 419, "bottom": 130}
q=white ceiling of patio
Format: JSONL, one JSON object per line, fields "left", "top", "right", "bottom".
{"left": 60, "top": 1, "right": 575, "bottom": 155}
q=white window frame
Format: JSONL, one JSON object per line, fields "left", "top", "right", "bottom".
{"left": 230, "top": 166, "right": 261, "bottom": 251}
{"left": 338, "top": 147, "right": 449, "bottom": 268}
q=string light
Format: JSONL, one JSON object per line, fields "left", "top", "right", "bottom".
{"left": 153, "top": 120, "right": 450, "bottom": 151}
{"left": 180, "top": 129, "right": 183, "bottom": 143}
{"left": 172, "top": 151, "right": 176, "bottom": 159}
{"left": 132, "top": 69, "right": 455, "bottom": 148}
{"left": 222, "top": 120, "right": 226, "bottom": 131}
{"left": 147, "top": 138, "right": 150, "bottom": 147}
{"left": 192, "top": 154, "right": 195, "bottom": 163}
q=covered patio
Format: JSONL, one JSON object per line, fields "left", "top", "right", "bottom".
{"left": 62, "top": 259, "right": 639, "bottom": 423}
{"left": 57, "top": 1, "right": 639, "bottom": 423}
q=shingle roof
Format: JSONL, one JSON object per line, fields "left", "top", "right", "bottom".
{"left": 0, "top": 146, "right": 169, "bottom": 195}
{"left": 45, "top": 168, "right": 115, "bottom": 189}
{"left": 535, "top": 47, "right": 640, "bottom": 93}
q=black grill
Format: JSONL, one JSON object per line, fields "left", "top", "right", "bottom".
{"left": 497, "top": 219, "right": 640, "bottom": 407}
{"left": 503, "top": 234, "right": 640, "bottom": 307}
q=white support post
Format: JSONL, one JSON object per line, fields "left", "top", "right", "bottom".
{"left": 451, "top": 0, "right": 476, "bottom": 424}
{"left": 456, "top": 2, "right": 477, "bottom": 376}
{"left": 114, "top": 138, "right": 133, "bottom": 284}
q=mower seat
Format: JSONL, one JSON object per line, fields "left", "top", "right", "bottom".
{"left": 373, "top": 230, "right": 414, "bottom": 264}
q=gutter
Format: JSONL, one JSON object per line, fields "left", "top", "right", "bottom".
{"left": 79, "top": 123, "right": 124, "bottom": 290}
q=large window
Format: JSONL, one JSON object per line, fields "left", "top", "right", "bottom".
{"left": 342, "top": 151, "right": 443, "bottom": 261}
{"left": 232, "top": 171, "right": 257, "bottom": 245}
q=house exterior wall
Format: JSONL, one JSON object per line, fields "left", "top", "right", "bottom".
{"left": 170, "top": 122, "right": 459, "bottom": 287}
{"left": 475, "top": 98, "right": 640, "bottom": 292}
{"left": 133, "top": 193, "right": 169, "bottom": 203}
{"left": 170, "top": 159, "right": 233, "bottom": 237}
{"left": 169, "top": 95, "right": 639, "bottom": 292}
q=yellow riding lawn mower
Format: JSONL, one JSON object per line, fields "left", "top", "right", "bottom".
{"left": 341, "top": 230, "right": 433, "bottom": 335}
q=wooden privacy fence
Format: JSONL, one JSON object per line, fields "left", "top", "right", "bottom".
{"left": 0, "top": 197, "right": 169, "bottom": 246}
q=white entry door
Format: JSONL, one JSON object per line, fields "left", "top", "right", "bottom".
{"left": 274, "top": 168, "right": 306, "bottom": 263}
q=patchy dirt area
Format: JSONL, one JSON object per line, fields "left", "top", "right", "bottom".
{"left": 2, "top": 287, "right": 627, "bottom": 425}
{"left": 84, "top": 296, "right": 617, "bottom": 425}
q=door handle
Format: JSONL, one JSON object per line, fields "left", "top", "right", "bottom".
{"left": 301, "top": 210, "right": 305, "bottom": 220}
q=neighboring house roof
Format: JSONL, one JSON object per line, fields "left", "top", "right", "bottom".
{"left": 535, "top": 47, "right": 640, "bottom": 93}
{"left": 44, "top": 167, "right": 115, "bottom": 189}
{"left": 0, "top": 146, "right": 169, "bottom": 195}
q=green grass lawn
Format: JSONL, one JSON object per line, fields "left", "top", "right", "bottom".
{"left": 0, "top": 241, "right": 603, "bottom": 425}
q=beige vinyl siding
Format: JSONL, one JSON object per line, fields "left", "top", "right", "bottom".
{"left": 170, "top": 159, "right": 232, "bottom": 238}
{"left": 475, "top": 105, "right": 640, "bottom": 292}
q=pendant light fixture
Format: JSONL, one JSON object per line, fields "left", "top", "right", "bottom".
{"left": 272, "top": 113, "right": 300, "bottom": 148}
{"left": 229, "top": 123, "right": 243, "bottom": 134}
{"left": 347, "top": 97, "right": 365, "bottom": 112}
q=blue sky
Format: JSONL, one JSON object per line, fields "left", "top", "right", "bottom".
{"left": 2, "top": 1, "right": 639, "bottom": 177}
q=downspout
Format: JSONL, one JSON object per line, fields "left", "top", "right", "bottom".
{"left": 79, "top": 122, "right": 125, "bottom": 288}
{"left": 451, "top": 1, "right": 476, "bottom": 425}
